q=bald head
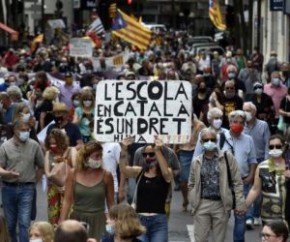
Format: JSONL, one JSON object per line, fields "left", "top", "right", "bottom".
{"left": 54, "top": 220, "right": 88, "bottom": 242}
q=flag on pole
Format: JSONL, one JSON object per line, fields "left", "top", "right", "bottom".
{"left": 209, "top": 0, "right": 227, "bottom": 31}
{"left": 31, "top": 34, "right": 44, "bottom": 52}
{"left": 87, "top": 15, "right": 105, "bottom": 35}
{"left": 112, "top": 9, "right": 152, "bottom": 51}
{"left": 109, "top": 3, "right": 117, "bottom": 19}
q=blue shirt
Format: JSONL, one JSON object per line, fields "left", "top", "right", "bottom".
{"left": 244, "top": 119, "right": 270, "bottom": 162}
{"left": 222, "top": 131, "right": 257, "bottom": 178}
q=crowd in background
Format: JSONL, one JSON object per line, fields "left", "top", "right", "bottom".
{"left": 0, "top": 30, "right": 290, "bottom": 242}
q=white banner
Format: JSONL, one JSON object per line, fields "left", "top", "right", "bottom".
{"left": 69, "top": 38, "right": 93, "bottom": 58}
{"left": 94, "top": 80, "right": 192, "bottom": 144}
{"left": 92, "top": 52, "right": 130, "bottom": 70}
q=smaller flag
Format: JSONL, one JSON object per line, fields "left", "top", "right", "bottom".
{"left": 209, "top": 0, "right": 226, "bottom": 31}
{"left": 87, "top": 15, "right": 104, "bottom": 35}
{"left": 109, "top": 3, "right": 117, "bottom": 19}
{"left": 31, "top": 34, "right": 44, "bottom": 52}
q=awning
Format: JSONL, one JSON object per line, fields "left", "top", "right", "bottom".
{"left": 0, "top": 22, "right": 19, "bottom": 41}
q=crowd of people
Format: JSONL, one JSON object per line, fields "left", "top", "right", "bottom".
{"left": 0, "top": 31, "right": 290, "bottom": 242}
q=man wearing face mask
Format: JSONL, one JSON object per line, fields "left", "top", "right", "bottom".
{"left": 243, "top": 102, "right": 270, "bottom": 227}
{"left": 47, "top": 102, "right": 83, "bottom": 148}
{"left": 220, "top": 80, "right": 244, "bottom": 129}
{"left": 194, "top": 107, "right": 229, "bottom": 158}
{"left": 0, "top": 119, "right": 44, "bottom": 242}
{"left": 221, "top": 110, "right": 257, "bottom": 241}
{"left": 0, "top": 74, "right": 17, "bottom": 92}
{"left": 264, "top": 71, "right": 287, "bottom": 133}
{"left": 189, "top": 128, "right": 245, "bottom": 242}
{"left": 59, "top": 73, "right": 80, "bottom": 109}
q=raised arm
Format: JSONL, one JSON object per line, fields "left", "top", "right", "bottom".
{"left": 119, "top": 137, "right": 142, "bottom": 178}
{"left": 154, "top": 137, "right": 173, "bottom": 183}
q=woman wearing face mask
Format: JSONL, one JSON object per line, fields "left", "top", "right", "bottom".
{"left": 101, "top": 203, "right": 146, "bottom": 242}
{"left": 193, "top": 108, "right": 228, "bottom": 158}
{"left": 35, "top": 86, "right": 60, "bottom": 132}
{"left": 188, "top": 128, "right": 245, "bottom": 242}
{"left": 193, "top": 81, "right": 210, "bottom": 125}
{"left": 29, "top": 221, "right": 54, "bottom": 242}
{"left": 59, "top": 141, "right": 114, "bottom": 241}
{"left": 68, "top": 92, "right": 81, "bottom": 122}
{"left": 119, "top": 136, "right": 173, "bottom": 242}
{"left": 73, "top": 91, "right": 95, "bottom": 143}
{"left": 246, "top": 135, "right": 290, "bottom": 227}
{"left": 44, "top": 129, "right": 76, "bottom": 226}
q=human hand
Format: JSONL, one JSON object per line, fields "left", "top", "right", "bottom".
{"left": 234, "top": 208, "right": 246, "bottom": 216}
{"left": 285, "top": 170, "right": 290, "bottom": 178}
{"left": 154, "top": 135, "right": 163, "bottom": 150}
{"left": 242, "top": 176, "right": 253, "bottom": 184}
{"left": 5, "top": 169, "right": 20, "bottom": 179}
{"left": 121, "top": 136, "right": 135, "bottom": 150}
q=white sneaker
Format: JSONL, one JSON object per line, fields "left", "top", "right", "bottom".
{"left": 254, "top": 217, "right": 261, "bottom": 226}
{"left": 246, "top": 219, "right": 254, "bottom": 230}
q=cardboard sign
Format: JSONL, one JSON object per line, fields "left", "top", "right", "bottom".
{"left": 69, "top": 38, "right": 93, "bottom": 57}
{"left": 94, "top": 80, "right": 192, "bottom": 143}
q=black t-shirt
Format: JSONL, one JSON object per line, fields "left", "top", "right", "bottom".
{"left": 221, "top": 95, "right": 244, "bottom": 129}
{"left": 136, "top": 172, "right": 169, "bottom": 214}
{"left": 47, "top": 122, "right": 82, "bottom": 146}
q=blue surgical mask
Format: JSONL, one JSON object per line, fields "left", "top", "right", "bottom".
{"left": 272, "top": 78, "right": 280, "bottom": 86}
{"left": 105, "top": 224, "right": 115, "bottom": 235}
{"left": 203, "top": 141, "right": 217, "bottom": 151}
{"left": 19, "top": 131, "right": 30, "bottom": 142}
{"left": 228, "top": 73, "right": 236, "bottom": 79}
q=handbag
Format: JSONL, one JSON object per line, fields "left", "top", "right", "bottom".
{"left": 49, "top": 161, "right": 69, "bottom": 187}
{"left": 131, "top": 170, "right": 144, "bottom": 210}
{"left": 277, "top": 115, "right": 285, "bottom": 132}
{"left": 224, "top": 151, "right": 236, "bottom": 209}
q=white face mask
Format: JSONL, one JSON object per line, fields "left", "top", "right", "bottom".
{"left": 83, "top": 100, "right": 92, "bottom": 107}
{"left": 212, "top": 118, "right": 223, "bottom": 129}
{"left": 30, "top": 239, "right": 43, "bottom": 242}
{"left": 254, "top": 88, "right": 263, "bottom": 95}
{"left": 244, "top": 111, "right": 253, "bottom": 122}
{"left": 21, "top": 113, "right": 30, "bottom": 122}
{"left": 87, "top": 158, "right": 102, "bottom": 169}
{"left": 269, "top": 149, "right": 283, "bottom": 158}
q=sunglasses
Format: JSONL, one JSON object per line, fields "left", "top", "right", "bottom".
{"left": 142, "top": 152, "right": 155, "bottom": 158}
{"left": 202, "top": 138, "right": 217, "bottom": 142}
{"left": 269, "top": 144, "right": 283, "bottom": 150}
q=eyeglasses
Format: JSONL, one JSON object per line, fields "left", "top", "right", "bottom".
{"left": 142, "top": 152, "right": 155, "bottom": 158}
{"left": 259, "top": 232, "right": 278, "bottom": 240}
{"left": 269, "top": 144, "right": 283, "bottom": 150}
{"left": 202, "top": 138, "right": 217, "bottom": 142}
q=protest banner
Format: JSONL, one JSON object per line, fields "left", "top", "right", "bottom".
{"left": 69, "top": 38, "right": 93, "bottom": 58}
{"left": 48, "top": 19, "right": 66, "bottom": 29}
{"left": 94, "top": 80, "right": 192, "bottom": 143}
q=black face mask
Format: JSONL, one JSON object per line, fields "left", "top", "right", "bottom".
{"left": 199, "top": 88, "right": 207, "bottom": 93}
{"left": 283, "top": 71, "right": 289, "bottom": 77}
{"left": 54, "top": 116, "right": 63, "bottom": 125}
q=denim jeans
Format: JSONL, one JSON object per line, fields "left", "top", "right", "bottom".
{"left": 138, "top": 214, "right": 168, "bottom": 242}
{"left": 2, "top": 183, "right": 35, "bottom": 242}
{"left": 233, "top": 183, "right": 253, "bottom": 242}
{"left": 178, "top": 150, "right": 194, "bottom": 182}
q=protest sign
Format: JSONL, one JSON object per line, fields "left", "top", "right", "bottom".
{"left": 94, "top": 80, "right": 192, "bottom": 143}
{"left": 69, "top": 38, "right": 93, "bottom": 58}
{"left": 48, "top": 19, "right": 66, "bottom": 29}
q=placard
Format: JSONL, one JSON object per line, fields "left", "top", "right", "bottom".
{"left": 69, "top": 38, "right": 93, "bottom": 57}
{"left": 94, "top": 80, "right": 192, "bottom": 143}
{"left": 48, "top": 19, "right": 66, "bottom": 29}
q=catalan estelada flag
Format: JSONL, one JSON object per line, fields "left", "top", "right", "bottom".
{"left": 209, "top": 0, "right": 226, "bottom": 31}
{"left": 112, "top": 9, "right": 152, "bottom": 51}
{"left": 31, "top": 34, "right": 44, "bottom": 52}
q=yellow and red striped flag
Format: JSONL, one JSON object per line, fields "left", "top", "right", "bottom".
{"left": 209, "top": 0, "right": 227, "bottom": 31}
{"left": 112, "top": 9, "right": 152, "bottom": 51}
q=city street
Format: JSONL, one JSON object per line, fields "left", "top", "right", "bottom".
{"left": 29, "top": 181, "right": 261, "bottom": 242}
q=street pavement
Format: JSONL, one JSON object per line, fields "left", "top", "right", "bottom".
{"left": 0, "top": 181, "right": 261, "bottom": 241}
